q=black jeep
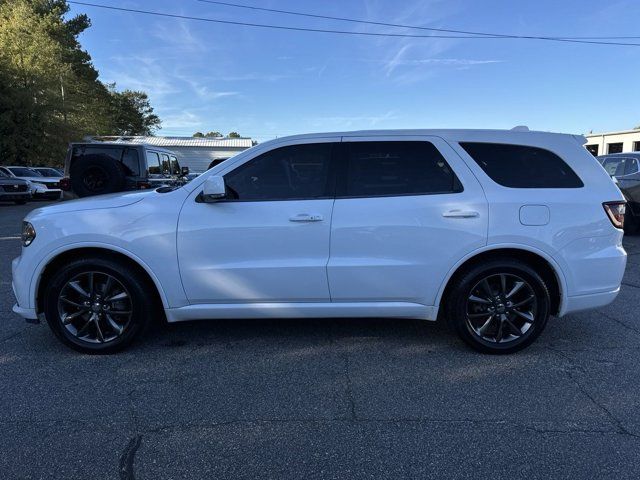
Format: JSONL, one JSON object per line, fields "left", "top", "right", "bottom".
{"left": 61, "top": 142, "right": 189, "bottom": 197}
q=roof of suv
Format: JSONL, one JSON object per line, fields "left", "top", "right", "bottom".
{"left": 71, "top": 142, "right": 177, "bottom": 155}
{"left": 263, "top": 128, "right": 586, "bottom": 143}
{"left": 597, "top": 152, "right": 640, "bottom": 158}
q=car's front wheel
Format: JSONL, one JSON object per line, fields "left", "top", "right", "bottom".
{"left": 445, "top": 258, "right": 551, "bottom": 354}
{"left": 43, "top": 257, "right": 155, "bottom": 353}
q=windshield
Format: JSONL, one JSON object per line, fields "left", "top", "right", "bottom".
{"left": 36, "top": 168, "right": 63, "bottom": 177}
{"left": 0, "top": 170, "right": 8, "bottom": 178}
{"left": 9, "top": 167, "right": 41, "bottom": 177}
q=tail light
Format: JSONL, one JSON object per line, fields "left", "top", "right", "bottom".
{"left": 603, "top": 201, "right": 626, "bottom": 229}
{"left": 136, "top": 181, "right": 151, "bottom": 189}
{"left": 59, "top": 178, "right": 71, "bottom": 191}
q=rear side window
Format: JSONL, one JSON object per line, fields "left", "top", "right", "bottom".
{"left": 341, "top": 141, "right": 461, "bottom": 197}
{"left": 460, "top": 142, "right": 583, "bottom": 188}
{"left": 122, "top": 149, "right": 139, "bottom": 175}
{"left": 80, "top": 147, "right": 123, "bottom": 162}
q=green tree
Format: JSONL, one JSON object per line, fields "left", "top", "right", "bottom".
{"left": 205, "top": 131, "right": 222, "bottom": 137}
{"left": 192, "top": 132, "right": 204, "bottom": 137}
{"left": 109, "top": 88, "right": 160, "bottom": 136}
{"left": 0, "top": 0, "right": 161, "bottom": 166}
{"left": 228, "top": 131, "right": 241, "bottom": 138}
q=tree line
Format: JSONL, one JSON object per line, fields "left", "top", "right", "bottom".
{"left": 0, "top": 0, "right": 161, "bottom": 167}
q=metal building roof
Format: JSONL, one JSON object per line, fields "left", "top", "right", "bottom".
{"left": 87, "top": 136, "right": 253, "bottom": 148}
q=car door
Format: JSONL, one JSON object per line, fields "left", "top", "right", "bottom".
{"left": 327, "top": 136, "right": 488, "bottom": 306}
{"left": 615, "top": 156, "right": 640, "bottom": 208}
{"left": 177, "top": 139, "right": 338, "bottom": 304}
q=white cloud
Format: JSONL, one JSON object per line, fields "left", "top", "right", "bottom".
{"left": 310, "top": 111, "right": 399, "bottom": 129}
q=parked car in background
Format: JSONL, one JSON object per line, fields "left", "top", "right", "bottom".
{"left": 61, "top": 142, "right": 189, "bottom": 197}
{"left": 0, "top": 169, "right": 31, "bottom": 204}
{"left": 12, "top": 129, "right": 626, "bottom": 355}
{"left": 32, "top": 167, "right": 63, "bottom": 178}
{"left": 597, "top": 152, "right": 640, "bottom": 233}
{"left": 0, "top": 166, "right": 62, "bottom": 200}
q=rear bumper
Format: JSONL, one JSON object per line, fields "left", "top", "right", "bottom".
{"left": 561, "top": 287, "right": 620, "bottom": 317}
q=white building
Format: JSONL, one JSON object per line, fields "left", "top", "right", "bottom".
{"left": 585, "top": 129, "right": 640, "bottom": 156}
{"left": 91, "top": 136, "right": 254, "bottom": 172}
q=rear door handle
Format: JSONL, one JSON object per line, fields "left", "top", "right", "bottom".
{"left": 289, "top": 213, "right": 323, "bottom": 222}
{"left": 442, "top": 210, "right": 480, "bottom": 218}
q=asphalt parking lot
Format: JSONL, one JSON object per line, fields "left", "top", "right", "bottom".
{"left": 1, "top": 201, "right": 640, "bottom": 480}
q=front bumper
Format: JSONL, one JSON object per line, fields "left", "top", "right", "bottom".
{"left": 11, "top": 255, "right": 36, "bottom": 321}
{"left": 0, "top": 192, "right": 31, "bottom": 201}
{"left": 34, "top": 189, "right": 62, "bottom": 200}
{"left": 12, "top": 303, "right": 38, "bottom": 321}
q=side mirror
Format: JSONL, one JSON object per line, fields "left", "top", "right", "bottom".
{"left": 202, "top": 175, "right": 226, "bottom": 202}
{"left": 181, "top": 166, "right": 189, "bottom": 176}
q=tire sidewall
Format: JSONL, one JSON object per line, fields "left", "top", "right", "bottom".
{"left": 44, "top": 259, "right": 151, "bottom": 354}
{"left": 448, "top": 261, "right": 550, "bottom": 354}
{"left": 70, "top": 155, "right": 126, "bottom": 197}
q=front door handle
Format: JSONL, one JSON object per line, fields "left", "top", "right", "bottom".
{"left": 289, "top": 213, "right": 323, "bottom": 222}
{"left": 442, "top": 210, "right": 480, "bottom": 218}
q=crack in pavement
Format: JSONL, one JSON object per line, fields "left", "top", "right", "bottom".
{"left": 119, "top": 434, "right": 142, "bottom": 480}
{"left": 546, "top": 346, "right": 639, "bottom": 439}
{"left": 597, "top": 309, "right": 640, "bottom": 336}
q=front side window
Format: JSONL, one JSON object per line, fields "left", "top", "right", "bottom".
{"left": 224, "top": 143, "right": 334, "bottom": 201}
{"left": 170, "top": 156, "right": 180, "bottom": 174}
{"left": 147, "top": 151, "right": 162, "bottom": 176}
{"left": 340, "top": 141, "right": 460, "bottom": 197}
{"left": 460, "top": 142, "right": 583, "bottom": 188}
{"left": 161, "top": 154, "right": 171, "bottom": 174}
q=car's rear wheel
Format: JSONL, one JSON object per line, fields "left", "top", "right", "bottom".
{"left": 445, "top": 258, "right": 550, "bottom": 354}
{"left": 43, "top": 257, "right": 155, "bottom": 353}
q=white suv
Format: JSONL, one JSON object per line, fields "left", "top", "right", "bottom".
{"left": 11, "top": 129, "right": 627, "bottom": 354}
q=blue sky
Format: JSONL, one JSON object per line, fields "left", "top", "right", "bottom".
{"left": 69, "top": 0, "right": 640, "bottom": 142}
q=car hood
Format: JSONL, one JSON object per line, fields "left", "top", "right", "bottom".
{"left": 12, "top": 175, "right": 59, "bottom": 183}
{"left": 0, "top": 178, "right": 29, "bottom": 185}
{"left": 27, "top": 189, "right": 156, "bottom": 218}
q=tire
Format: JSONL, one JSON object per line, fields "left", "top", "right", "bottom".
{"left": 14, "top": 200, "right": 27, "bottom": 205}
{"left": 43, "top": 257, "right": 156, "bottom": 354}
{"left": 445, "top": 258, "right": 551, "bottom": 354}
{"left": 70, "top": 154, "right": 126, "bottom": 197}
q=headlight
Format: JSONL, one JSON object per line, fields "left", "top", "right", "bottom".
{"left": 21, "top": 221, "right": 36, "bottom": 247}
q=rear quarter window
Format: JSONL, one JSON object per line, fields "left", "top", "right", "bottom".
{"left": 460, "top": 142, "right": 583, "bottom": 188}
